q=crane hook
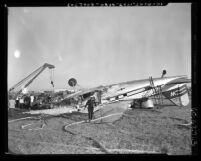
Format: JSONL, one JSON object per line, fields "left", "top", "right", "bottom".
{"left": 51, "top": 81, "right": 54, "bottom": 87}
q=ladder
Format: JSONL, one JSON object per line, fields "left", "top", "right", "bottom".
{"left": 149, "top": 77, "right": 163, "bottom": 108}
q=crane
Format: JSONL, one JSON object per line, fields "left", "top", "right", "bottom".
{"left": 9, "top": 63, "right": 55, "bottom": 97}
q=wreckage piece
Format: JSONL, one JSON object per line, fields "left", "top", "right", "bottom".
{"left": 21, "top": 114, "right": 48, "bottom": 130}
{"left": 68, "top": 78, "right": 77, "bottom": 87}
{"left": 21, "top": 122, "right": 46, "bottom": 131}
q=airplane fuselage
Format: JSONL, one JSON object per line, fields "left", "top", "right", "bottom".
{"left": 101, "top": 75, "right": 188, "bottom": 102}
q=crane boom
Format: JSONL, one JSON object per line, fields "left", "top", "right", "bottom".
{"left": 9, "top": 63, "right": 55, "bottom": 95}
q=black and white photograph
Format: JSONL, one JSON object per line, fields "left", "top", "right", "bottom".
{"left": 7, "top": 3, "right": 193, "bottom": 155}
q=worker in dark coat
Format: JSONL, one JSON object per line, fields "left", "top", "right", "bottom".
{"left": 84, "top": 96, "right": 96, "bottom": 122}
{"left": 15, "top": 96, "right": 19, "bottom": 108}
{"left": 24, "top": 95, "right": 31, "bottom": 110}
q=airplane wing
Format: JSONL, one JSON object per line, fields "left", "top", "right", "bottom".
{"left": 101, "top": 75, "right": 191, "bottom": 106}
{"left": 63, "top": 85, "right": 105, "bottom": 100}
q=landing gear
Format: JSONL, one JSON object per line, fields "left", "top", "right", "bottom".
{"left": 130, "top": 98, "right": 154, "bottom": 109}
{"left": 130, "top": 99, "right": 142, "bottom": 109}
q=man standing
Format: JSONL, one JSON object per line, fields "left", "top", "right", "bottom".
{"left": 19, "top": 96, "right": 24, "bottom": 109}
{"left": 30, "top": 95, "right": 34, "bottom": 107}
{"left": 15, "top": 96, "right": 19, "bottom": 108}
{"left": 84, "top": 96, "right": 96, "bottom": 122}
{"left": 24, "top": 95, "right": 31, "bottom": 110}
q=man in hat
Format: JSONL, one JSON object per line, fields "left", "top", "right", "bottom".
{"left": 84, "top": 96, "right": 96, "bottom": 122}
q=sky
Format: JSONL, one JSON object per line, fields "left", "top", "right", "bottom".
{"left": 8, "top": 3, "right": 191, "bottom": 91}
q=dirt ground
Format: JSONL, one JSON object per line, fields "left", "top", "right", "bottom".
{"left": 8, "top": 99, "right": 191, "bottom": 155}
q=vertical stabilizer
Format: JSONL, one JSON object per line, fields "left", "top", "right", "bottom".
{"left": 162, "top": 84, "right": 189, "bottom": 106}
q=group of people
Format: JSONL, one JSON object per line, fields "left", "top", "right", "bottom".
{"left": 8, "top": 92, "right": 98, "bottom": 122}
{"left": 15, "top": 94, "right": 35, "bottom": 109}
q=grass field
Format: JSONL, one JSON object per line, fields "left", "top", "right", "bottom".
{"left": 8, "top": 98, "right": 191, "bottom": 155}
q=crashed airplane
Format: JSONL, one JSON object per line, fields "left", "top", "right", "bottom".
{"left": 50, "top": 71, "right": 191, "bottom": 123}
{"left": 65, "top": 75, "right": 190, "bottom": 106}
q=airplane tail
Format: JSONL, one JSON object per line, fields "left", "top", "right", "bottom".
{"left": 162, "top": 84, "right": 190, "bottom": 106}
